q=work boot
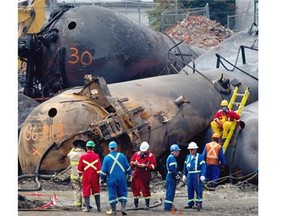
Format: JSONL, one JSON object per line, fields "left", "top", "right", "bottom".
{"left": 82, "top": 197, "right": 90, "bottom": 212}
{"left": 133, "top": 198, "right": 139, "bottom": 208}
{"left": 197, "top": 203, "right": 201, "bottom": 211}
{"left": 144, "top": 198, "right": 150, "bottom": 210}
{"left": 193, "top": 203, "right": 202, "bottom": 211}
{"left": 94, "top": 194, "right": 101, "bottom": 211}
{"left": 120, "top": 201, "right": 127, "bottom": 215}
{"left": 185, "top": 201, "right": 194, "bottom": 209}
{"left": 110, "top": 203, "right": 116, "bottom": 215}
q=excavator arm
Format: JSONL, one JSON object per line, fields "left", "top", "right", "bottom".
{"left": 18, "top": 0, "right": 46, "bottom": 38}
{"left": 18, "top": 0, "right": 46, "bottom": 85}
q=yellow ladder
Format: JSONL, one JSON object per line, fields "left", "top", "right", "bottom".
{"left": 222, "top": 87, "right": 250, "bottom": 153}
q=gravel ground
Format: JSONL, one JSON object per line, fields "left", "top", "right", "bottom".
{"left": 18, "top": 172, "right": 258, "bottom": 216}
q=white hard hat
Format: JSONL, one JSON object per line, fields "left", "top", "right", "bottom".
{"left": 140, "top": 141, "right": 149, "bottom": 151}
{"left": 187, "top": 142, "right": 198, "bottom": 149}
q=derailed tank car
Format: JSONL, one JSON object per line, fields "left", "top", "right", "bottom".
{"left": 223, "top": 101, "right": 258, "bottom": 184}
{"left": 18, "top": 5, "right": 201, "bottom": 98}
{"left": 18, "top": 69, "right": 258, "bottom": 175}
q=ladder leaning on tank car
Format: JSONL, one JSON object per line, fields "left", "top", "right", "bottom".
{"left": 222, "top": 86, "right": 250, "bottom": 154}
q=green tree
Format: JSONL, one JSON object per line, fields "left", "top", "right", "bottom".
{"left": 148, "top": 0, "right": 179, "bottom": 31}
{"left": 179, "top": 0, "right": 236, "bottom": 26}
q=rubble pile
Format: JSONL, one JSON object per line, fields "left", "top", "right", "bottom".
{"left": 165, "top": 16, "right": 234, "bottom": 49}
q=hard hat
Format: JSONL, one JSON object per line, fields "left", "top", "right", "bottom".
{"left": 212, "top": 133, "right": 221, "bottom": 139}
{"left": 221, "top": 100, "right": 228, "bottom": 107}
{"left": 109, "top": 141, "right": 117, "bottom": 149}
{"left": 140, "top": 141, "right": 149, "bottom": 151}
{"left": 170, "top": 144, "right": 181, "bottom": 152}
{"left": 86, "top": 140, "right": 95, "bottom": 147}
{"left": 187, "top": 142, "right": 198, "bottom": 149}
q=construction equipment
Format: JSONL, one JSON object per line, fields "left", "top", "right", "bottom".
{"left": 222, "top": 86, "right": 250, "bottom": 153}
{"left": 18, "top": 0, "right": 46, "bottom": 38}
{"left": 18, "top": 0, "right": 46, "bottom": 75}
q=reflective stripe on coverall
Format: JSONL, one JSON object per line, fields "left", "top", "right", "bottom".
{"left": 202, "top": 141, "right": 226, "bottom": 184}
{"left": 130, "top": 151, "right": 157, "bottom": 199}
{"left": 164, "top": 154, "right": 179, "bottom": 210}
{"left": 183, "top": 153, "right": 206, "bottom": 207}
{"left": 67, "top": 147, "right": 85, "bottom": 206}
{"left": 77, "top": 151, "right": 101, "bottom": 197}
{"left": 100, "top": 152, "right": 132, "bottom": 205}
{"left": 211, "top": 109, "right": 240, "bottom": 138}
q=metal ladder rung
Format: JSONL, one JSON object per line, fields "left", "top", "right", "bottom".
{"left": 232, "top": 102, "right": 241, "bottom": 106}
{"left": 223, "top": 87, "right": 250, "bottom": 154}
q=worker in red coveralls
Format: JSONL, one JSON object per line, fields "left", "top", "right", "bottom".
{"left": 77, "top": 140, "right": 102, "bottom": 212}
{"left": 130, "top": 141, "right": 157, "bottom": 210}
{"left": 202, "top": 133, "right": 226, "bottom": 188}
{"left": 210, "top": 99, "right": 240, "bottom": 144}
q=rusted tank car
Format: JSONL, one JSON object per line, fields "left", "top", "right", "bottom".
{"left": 18, "top": 5, "right": 201, "bottom": 98}
{"left": 18, "top": 67, "right": 258, "bottom": 175}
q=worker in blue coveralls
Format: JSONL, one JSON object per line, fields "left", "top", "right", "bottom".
{"left": 164, "top": 144, "right": 181, "bottom": 211}
{"left": 182, "top": 142, "right": 206, "bottom": 211}
{"left": 100, "top": 141, "right": 132, "bottom": 215}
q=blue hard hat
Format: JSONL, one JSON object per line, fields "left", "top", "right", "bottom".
{"left": 109, "top": 141, "right": 117, "bottom": 149}
{"left": 170, "top": 144, "right": 180, "bottom": 152}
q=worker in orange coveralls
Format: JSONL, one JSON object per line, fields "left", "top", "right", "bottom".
{"left": 130, "top": 141, "right": 157, "bottom": 210}
{"left": 77, "top": 140, "right": 102, "bottom": 212}
{"left": 210, "top": 99, "right": 240, "bottom": 144}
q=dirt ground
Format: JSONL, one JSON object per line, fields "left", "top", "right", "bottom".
{"left": 18, "top": 172, "right": 258, "bottom": 216}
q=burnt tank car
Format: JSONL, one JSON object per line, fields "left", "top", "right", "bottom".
{"left": 18, "top": 68, "right": 258, "bottom": 175}
{"left": 18, "top": 5, "right": 200, "bottom": 98}
{"left": 18, "top": 24, "right": 259, "bottom": 183}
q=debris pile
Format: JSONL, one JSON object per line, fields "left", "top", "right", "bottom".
{"left": 165, "top": 16, "right": 234, "bottom": 49}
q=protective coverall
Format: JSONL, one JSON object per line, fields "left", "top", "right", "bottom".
{"left": 164, "top": 154, "right": 179, "bottom": 211}
{"left": 202, "top": 141, "right": 226, "bottom": 187}
{"left": 183, "top": 153, "right": 206, "bottom": 208}
{"left": 211, "top": 108, "right": 240, "bottom": 139}
{"left": 67, "top": 147, "right": 86, "bottom": 207}
{"left": 130, "top": 151, "right": 157, "bottom": 208}
{"left": 77, "top": 150, "right": 101, "bottom": 211}
{"left": 100, "top": 151, "right": 132, "bottom": 207}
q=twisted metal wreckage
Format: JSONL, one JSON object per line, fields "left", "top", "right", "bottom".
{"left": 18, "top": 5, "right": 259, "bottom": 193}
{"left": 18, "top": 5, "right": 203, "bottom": 99}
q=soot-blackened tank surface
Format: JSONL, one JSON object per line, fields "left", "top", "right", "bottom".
{"left": 38, "top": 5, "right": 194, "bottom": 90}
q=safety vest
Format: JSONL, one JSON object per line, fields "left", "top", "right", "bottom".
{"left": 205, "top": 142, "right": 221, "bottom": 165}
{"left": 68, "top": 148, "right": 85, "bottom": 180}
